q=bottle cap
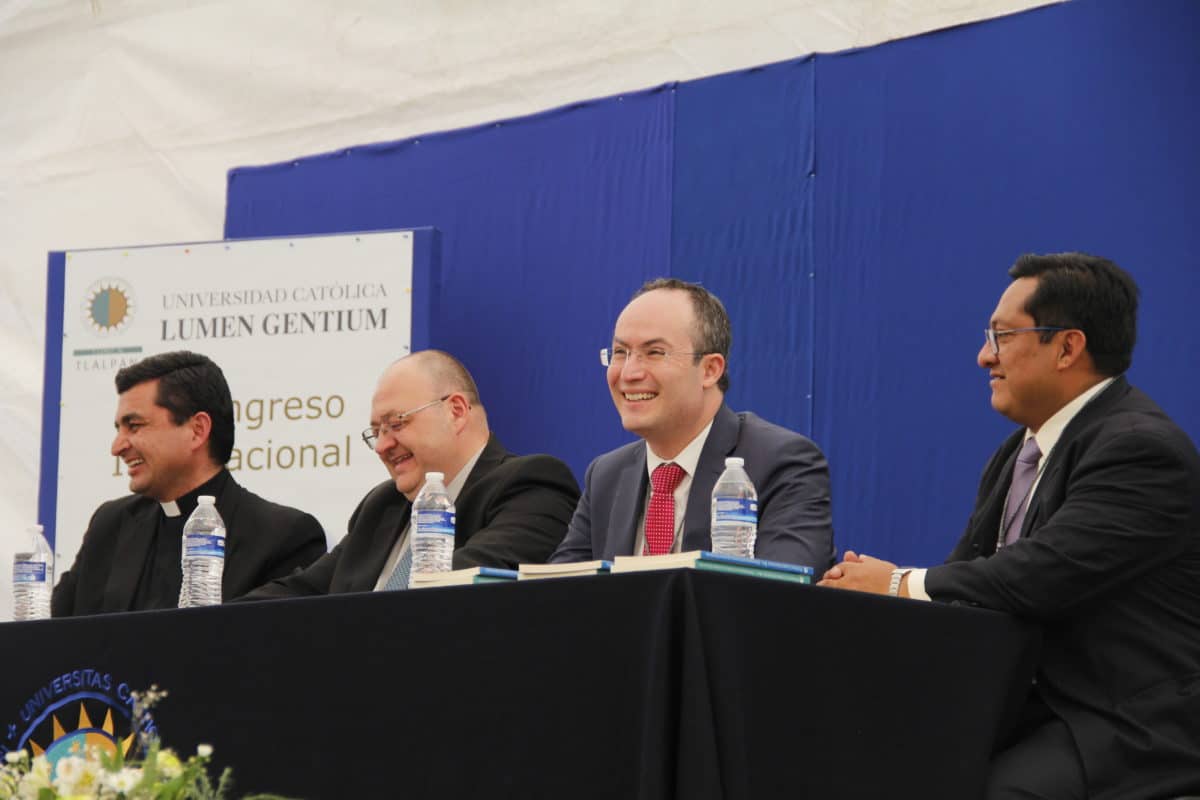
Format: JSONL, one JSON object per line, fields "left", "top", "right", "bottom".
{"left": 198, "top": 495, "right": 216, "bottom": 505}
{"left": 725, "top": 457, "right": 745, "bottom": 468}
{"left": 424, "top": 472, "right": 445, "bottom": 482}
{"left": 27, "top": 524, "right": 43, "bottom": 534}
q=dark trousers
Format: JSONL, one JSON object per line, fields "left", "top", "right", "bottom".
{"left": 985, "top": 694, "right": 1086, "bottom": 800}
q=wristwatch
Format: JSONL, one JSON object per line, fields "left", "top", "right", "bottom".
{"left": 888, "top": 568, "right": 913, "bottom": 597}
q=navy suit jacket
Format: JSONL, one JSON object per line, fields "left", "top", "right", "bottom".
{"left": 242, "top": 436, "right": 580, "bottom": 598}
{"left": 52, "top": 472, "right": 326, "bottom": 617}
{"left": 926, "top": 378, "right": 1200, "bottom": 799}
{"left": 550, "top": 404, "right": 834, "bottom": 570}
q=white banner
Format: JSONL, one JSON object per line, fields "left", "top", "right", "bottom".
{"left": 50, "top": 230, "right": 418, "bottom": 569}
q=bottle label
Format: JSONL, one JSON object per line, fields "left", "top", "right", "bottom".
{"left": 183, "top": 531, "right": 226, "bottom": 558}
{"left": 13, "top": 561, "right": 47, "bottom": 583}
{"left": 415, "top": 510, "right": 455, "bottom": 537}
{"left": 713, "top": 498, "right": 758, "bottom": 524}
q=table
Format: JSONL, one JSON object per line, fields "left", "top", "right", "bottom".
{"left": 1, "top": 571, "right": 1038, "bottom": 799}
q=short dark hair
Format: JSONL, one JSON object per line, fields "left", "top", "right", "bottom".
{"left": 632, "top": 278, "right": 732, "bottom": 392}
{"left": 115, "top": 351, "right": 235, "bottom": 464}
{"left": 1008, "top": 252, "right": 1139, "bottom": 376}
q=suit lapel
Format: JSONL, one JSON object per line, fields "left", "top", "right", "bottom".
{"left": 972, "top": 433, "right": 1023, "bottom": 555}
{"left": 361, "top": 501, "right": 411, "bottom": 589}
{"left": 610, "top": 447, "right": 649, "bottom": 558}
{"left": 103, "top": 501, "right": 159, "bottom": 612}
{"left": 1019, "top": 377, "right": 1129, "bottom": 542}
{"left": 453, "top": 436, "right": 507, "bottom": 546}
{"left": 682, "top": 405, "right": 737, "bottom": 551}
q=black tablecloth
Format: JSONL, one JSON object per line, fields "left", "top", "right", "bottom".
{"left": 1, "top": 571, "right": 1038, "bottom": 799}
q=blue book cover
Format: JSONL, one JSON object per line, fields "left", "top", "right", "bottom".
{"left": 695, "top": 551, "right": 815, "bottom": 577}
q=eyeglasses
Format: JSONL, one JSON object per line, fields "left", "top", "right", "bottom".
{"left": 361, "top": 395, "right": 449, "bottom": 449}
{"left": 983, "top": 327, "right": 1067, "bottom": 356}
{"left": 600, "top": 346, "right": 702, "bottom": 368}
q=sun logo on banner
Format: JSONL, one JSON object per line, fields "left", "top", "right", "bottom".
{"left": 81, "top": 278, "right": 136, "bottom": 336}
{"left": 26, "top": 702, "right": 135, "bottom": 768}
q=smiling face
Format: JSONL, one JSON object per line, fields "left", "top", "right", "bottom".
{"left": 607, "top": 288, "right": 724, "bottom": 458}
{"left": 370, "top": 360, "right": 459, "bottom": 500}
{"left": 978, "top": 276, "right": 1068, "bottom": 431}
{"left": 111, "top": 379, "right": 205, "bottom": 501}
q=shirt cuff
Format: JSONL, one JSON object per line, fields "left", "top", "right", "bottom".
{"left": 906, "top": 568, "right": 931, "bottom": 601}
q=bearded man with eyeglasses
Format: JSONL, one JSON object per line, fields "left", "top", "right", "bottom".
{"left": 243, "top": 350, "right": 579, "bottom": 598}
{"left": 550, "top": 278, "right": 834, "bottom": 569}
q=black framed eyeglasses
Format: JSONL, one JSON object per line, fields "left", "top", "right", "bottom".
{"left": 983, "top": 327, "right": 1067, "bottom": 356}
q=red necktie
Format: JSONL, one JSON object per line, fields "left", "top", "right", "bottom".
{"left": 645, "top": 462, "right": 686, "bottom": 555}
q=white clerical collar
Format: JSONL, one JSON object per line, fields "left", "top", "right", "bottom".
{"left": 160, "top": 500, "right": 182, "bottom": 518}
{"left": 646, "top": 419, "right": 715, "bottom": 480}
{"left": 1027, "top": 376, "right": 1116, "bottom": 457}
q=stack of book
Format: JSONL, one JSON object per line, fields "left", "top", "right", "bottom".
{"left": 610, "top": 551, "right": 814, "bottom": 584}
{"left": 517, "top": 560, "right": 613, "bottom": 580}
{"left": 409, "top": 566, "right": 518, "bottom": 588}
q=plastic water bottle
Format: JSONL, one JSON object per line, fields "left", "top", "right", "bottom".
{"left": 410, "top": 471, "right": 455, "bottom": 585}
{"left": 710, "top": 457, "right": 758, "bottom": 558}
{"left": 12, "top": 525, "right": 53, "bottom": 621}
{"left": 178, "top": 496, "right": 226, "bottom": 608}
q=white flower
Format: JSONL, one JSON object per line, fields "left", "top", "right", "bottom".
{"left": 53, "top": 754, "right": 87, "bottom": 784}
{"left": 26, "top": 757, "right": 50, "bottom": 781}
{"left": 16, "top": 757, "right": 51, "bottom": 800}
{"left": 52, "top": 751, "right": 104, "bottom": 797}
{"left": 196, "top": 744, "right": 213, "bottom": 759}
{"left": 102, "top": 767, "right": 142, "bottom": 793}
{"left": 3, "top": 752, "right": 22, "bottom": 766}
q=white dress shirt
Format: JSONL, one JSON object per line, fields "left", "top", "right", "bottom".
{"left": 632, "top": 420, "right": 715, "bottom": 556}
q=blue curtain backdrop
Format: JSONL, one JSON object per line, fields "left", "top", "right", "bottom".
{"left": 224, "top": 0, "right": 1200, "bottom": 567}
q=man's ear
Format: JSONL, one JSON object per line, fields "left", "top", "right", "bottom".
{"left": 701, "top": 353, "right": 726, "bottom": 389}
{"left": 189, "top": 411, "right": 214, "bottom": 455}
{"left": 446, "top": 393, "right": 472, "bottom": 432}
{"left": 1057, "top": 329, "right": 1088, "bottom": 370}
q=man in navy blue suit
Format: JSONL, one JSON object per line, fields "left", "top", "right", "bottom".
{"left": 551, "top": 278, "right": 834, "bottom": 570}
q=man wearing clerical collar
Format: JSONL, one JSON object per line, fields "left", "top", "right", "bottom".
{"left": 52, "top": 351, "right": 327, "bottom": 616}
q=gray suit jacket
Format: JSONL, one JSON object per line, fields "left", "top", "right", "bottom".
{"left": 550, "top": 404, "right": 834, "bottom": 570}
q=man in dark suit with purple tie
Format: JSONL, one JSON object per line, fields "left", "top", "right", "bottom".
{"left": 821, "top": 253, "right": 1200, "bottom": 800}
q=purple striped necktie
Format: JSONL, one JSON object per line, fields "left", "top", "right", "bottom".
{"left": 1002, "top": 437, "right": 1043, "bottom": 546}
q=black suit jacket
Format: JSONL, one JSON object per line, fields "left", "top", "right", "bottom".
{"left": 242, "top": 437, "right": 580, "bottom": 598}
{"left": 52, "top": 472, "right": 327, "bottom": 617}
{"left": 550, "top": 404, "right": 834, "bottom": 570}
{"left": 926, "top": 378, "right": 1200, "bottom": 799}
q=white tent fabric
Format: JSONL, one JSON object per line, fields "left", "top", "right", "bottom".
{"left": 0, "top": 0, "right": 1057, "bottom": 619}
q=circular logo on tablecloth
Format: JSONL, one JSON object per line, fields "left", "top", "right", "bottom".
{"left": 3, "top": 669, "right": 156, "bottom": 769}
